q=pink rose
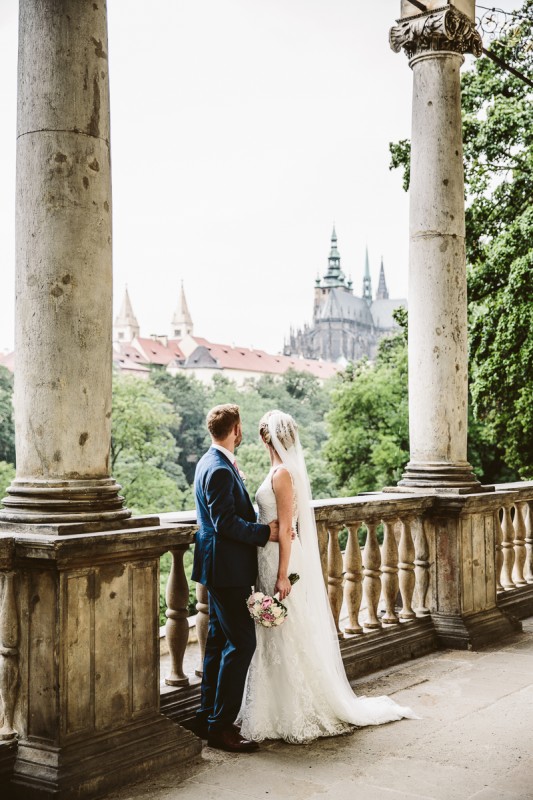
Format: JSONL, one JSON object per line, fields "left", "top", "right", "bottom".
{"left": 261, "top": 597, "right": 273, "bottom": 609}
{"left": 262, "top": 611, "right": 275, "bottom": 622}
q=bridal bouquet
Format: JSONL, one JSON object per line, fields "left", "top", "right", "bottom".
{"left": 247, "top": 573, "right": 300, "bottom": 628}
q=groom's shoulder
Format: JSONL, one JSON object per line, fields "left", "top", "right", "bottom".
{"left": 197, "top": 447, "right": 227, "bottom": 474}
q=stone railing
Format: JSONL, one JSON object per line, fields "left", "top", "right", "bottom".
{"left": 159, "top": 493, "right": 437, "bottom": 691}
{"left": 313, "top": 494, "right": 434, "bottom": 637}
{"left": 493, "top": 482, "right": 533, "bottom": 618}
{"left": 0, "top": 536, "right": 18, "bottom": 783}
{"left": 0, "top": 537, "right": 18, "bottom": 744}
{"left": 2, "top": 485, "right": 532, "bottom": 740}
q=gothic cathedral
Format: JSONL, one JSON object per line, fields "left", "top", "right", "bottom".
{"left": 285, "top": 228, "right": 406, "bottom": 363}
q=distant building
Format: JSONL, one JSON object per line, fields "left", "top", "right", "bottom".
{"left": 112, "top": 285, "right": 340, "bottom": 385}
{"left": 113, "top": 286, "right": 140, "bottom": 343}
{"left": 285, "top": 228, "right": 406, "bottom": 362}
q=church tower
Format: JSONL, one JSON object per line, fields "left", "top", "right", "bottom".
{"left": 376, "top": 256, "right": 389, "bottom": 300}
{"left": 362, "top": 246, "right": 372, "bottom": 306}
{"left": 170, "top": 281, "right": 194, "bottom": 339}
{"left": 313, "top": 227, "right": 353, "bottom": 322}
{"left": 113, "top": 286, "right": 140, "bottom": 342}
{"left": 321, "top": 226, "right": 348, "bottom": 288}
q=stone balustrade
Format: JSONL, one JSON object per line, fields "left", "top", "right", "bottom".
{"left": 161, "top": 492, "right": 437, "bottom": 693}
{"left": 2, "top": 485, "right": 532, "bottom": 745}
{"left": 160, "top": 484, "right": 533, "bottom": 710}
{"left": 0, "top": 537, "right": 17, "bottom": 749}
{"left": 493, "top": 482, "right": 533, "bottom": 619}
{"left": 313, "top": 494, "right": 433, "bottom": 637}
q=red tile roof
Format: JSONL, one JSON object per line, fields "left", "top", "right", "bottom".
{"left": 134, "top": 337, "right": 185, "bottom": 366}
{"left": 113, "top": 343, "right": 151, "bottom": 374}
{"left": 190, "top": 338, "right": 340, "bottom": 379}
{"left": 0, "top": 352, "right": 14, "bottom": 373}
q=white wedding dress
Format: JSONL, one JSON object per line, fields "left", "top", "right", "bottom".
{"left": 239, "top": 457, "right": 418, "bottom": 744}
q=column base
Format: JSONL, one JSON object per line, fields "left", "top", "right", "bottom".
{"left": 8, "top": 717, "right": 201, "bottom": 800}
{"left": 396, "top": 461, "right": 485, "bottom": 493}
{"left": 431, "top": 607, "right": 521, "bottom": 650}
{"left": 0, "top": 478, "right": 131, "bottom": 524}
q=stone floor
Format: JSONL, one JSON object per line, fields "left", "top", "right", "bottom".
{"left": 109, "top": 618, "right": 533, "bottom": 800}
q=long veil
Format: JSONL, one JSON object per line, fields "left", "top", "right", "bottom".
{"left": 267, "top": 410, "right": 418, "bottom": 725}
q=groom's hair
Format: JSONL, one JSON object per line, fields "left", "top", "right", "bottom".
{"left": 207, "top": 404, "right": 241, "bottom": 440}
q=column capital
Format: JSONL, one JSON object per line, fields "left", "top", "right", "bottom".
{"left": 390, "top": 7, "right": 482, "bottom": 61}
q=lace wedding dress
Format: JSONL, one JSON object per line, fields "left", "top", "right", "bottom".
{"left": 238, "top": 412, "right": 418, "bottom": 744}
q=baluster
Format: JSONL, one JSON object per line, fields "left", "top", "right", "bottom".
{"left": 523, "top": 501, "right": 533, "bottom": 584}
{"left": 194, "top": 583, "right": 209, "bottom": 678}
{"left": 413, "top": 518, "right": 431, "bottom": 615}
{"left": 316, "top": 520, "right": 329, "bottom": 590}
{"left": 164, "top": 547, "right": 190, "bottom": 687}
{"left": 398, "top": 518, "right": 416, "bottom": 620}
{"left": 381, "top": 520, "right": 399, "bottom": 625}
{"left": 362, "top": 521, "right": 382, "bottom": 630}
{"left": 327, "top": 525, "right": 344, "bottom": 639}
{"left": 501, "top": 505, "right": 516, "bottom": 589}
{"left": 0, "top": 572, "right": 19, "bottom": 740}
{"left": 512, "top": 502, "right": 527, "bottom": 587}
{"left": 343, "top": 523, "right": 363, "bottom": 635}
{"left": 494, "top": 506, "right": 504, "bottom": 593}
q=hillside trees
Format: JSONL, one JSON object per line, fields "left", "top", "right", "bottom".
{"left": 0, "top": 366, "right": 15, "bottom": 466}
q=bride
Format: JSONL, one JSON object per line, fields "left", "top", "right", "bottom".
{"left": 238, "top": 409, "right": 418, "bottom": 743}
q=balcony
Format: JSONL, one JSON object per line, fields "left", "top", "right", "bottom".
{"left": 2, "top": 482, "right": 532, "bottom": 798}
{"left": 1, "top": 2, "right": 529, "bottom": 798}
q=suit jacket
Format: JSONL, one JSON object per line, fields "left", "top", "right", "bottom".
{"left": 192, "top": 446, "right": 271, "bottom": 588}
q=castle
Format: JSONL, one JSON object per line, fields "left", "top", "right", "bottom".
{"left": 285, "top": 228, "right": 406, "bottom": 362}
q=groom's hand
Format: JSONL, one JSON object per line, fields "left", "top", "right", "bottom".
{"left": 268, "top": 521, "right": 297, "bottom": 542}
{"left": 268, "top": 520, "right": 280, "bottom": 541}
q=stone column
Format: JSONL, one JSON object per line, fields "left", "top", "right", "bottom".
{"left": 0, "top": 0, "right": 128, "bottom": 524}
{"left": 387, "top": 4, "right": 520, "bottom": 648}
{"left": 0, "top": 4, "right": 202, "bottom": 797}
{"left": 390, "top": 1, "right": 482, "bottom": 492}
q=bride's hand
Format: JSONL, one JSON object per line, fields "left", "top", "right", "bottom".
{"left": 275, "top": 576, "right": 292, "bottom": 600}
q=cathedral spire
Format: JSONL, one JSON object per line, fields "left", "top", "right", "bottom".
{"left": 113, "top": 285, "right": 140, "bottom": 342}
{"left": 322, "top": 226, "right": 346, "bottom": 288}
{"left": 376, "top": 256, "right": 389, "bottom": 300}
{"left": 171, "top": 281, "right": 194, "bottom": 339}
{"left": 362, "top": 246, "right": 372, "bottom": 305}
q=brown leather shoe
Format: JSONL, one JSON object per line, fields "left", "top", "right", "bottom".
{"left": 207, "top": 727, "right": 259, "bottom": 753}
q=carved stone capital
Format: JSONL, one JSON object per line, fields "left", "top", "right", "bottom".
{"left": 390, "top": 7, "right": 483, "bottom": 60}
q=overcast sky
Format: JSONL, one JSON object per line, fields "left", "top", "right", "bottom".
{"left": 0, "top": 1, "right": 519, "bottom": 355}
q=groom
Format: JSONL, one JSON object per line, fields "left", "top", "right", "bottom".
{"left": 192, "top": 403, "right": 278, "bottom": 752}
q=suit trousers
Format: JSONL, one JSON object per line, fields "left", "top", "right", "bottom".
{"left": 197, "top": 585, "right": 256, "bottom": 732}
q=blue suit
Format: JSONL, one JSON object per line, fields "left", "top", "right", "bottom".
{"left": 192, "top": 446, "right": 270, "bottom": 732}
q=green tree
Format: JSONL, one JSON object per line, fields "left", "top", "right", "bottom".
{"left": 390, "top": 2, "right": 533, "bottom": 478}
{"left": 111, "top": 374, "right": 191, "bottom": 513}
{"left": 0, "top": 367, "right": 15, "bottom": 465}
{"left": 0, "top": 461, "right": 15, "bottom": 498}
{"left": 111, "top": 374, "right": 177, "bottom": 470}
{"left": 325, "top": 333, "right": 409, "bottom": 494}
{"left": 114, "top": 461, "right": 192, "bottom": 516}
{"left": 150, "top": 371, "right": 210, "bottom": 483}
{"left": 207, "top": 370, "right": 337, "bottom": 499}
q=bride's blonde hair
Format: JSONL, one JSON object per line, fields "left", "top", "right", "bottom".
{"left": 258, "top": 410, "right": 298, "bottom": 451}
